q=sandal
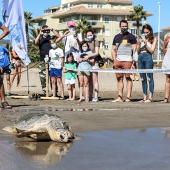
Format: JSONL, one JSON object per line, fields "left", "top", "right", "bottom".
{"left": 59, "top": 97, "right": 64, "bottom": 100}
{"left": 144, "top": 99, "right": 153, "bottom": 103}
{"left": 1, "top": 101, "right": 12, "bottom": 109}
{"left": 124, "top": 97, "right": 131, "bottom": 102}
{"left": 112, "top": 95, "right": 123, "bottom": 102}
{"left": 161, "top": 98, "right": 168, "bottom": 103}
{"left": 138, "top": 99, "right": 146, "bottom": 103}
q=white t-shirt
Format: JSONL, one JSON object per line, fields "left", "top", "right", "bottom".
{"left": 62, "top": 33, "right": 82, "bottom": 61}
{"left": 49, "top": 48, "right": 64, "bottom": 69}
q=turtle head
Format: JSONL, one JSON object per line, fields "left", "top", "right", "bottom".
{"left": 55, "top": 129, "right": 69, "bottom": 143}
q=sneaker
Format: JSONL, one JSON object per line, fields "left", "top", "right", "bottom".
{"left": 92, "top": 97, "right": 99, "bottom": 102}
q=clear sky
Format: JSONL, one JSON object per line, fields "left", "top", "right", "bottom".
{"left": 0, "top": 0, "right": 169, "bottom": 33}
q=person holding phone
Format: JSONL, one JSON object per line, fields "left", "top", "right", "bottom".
{"left": 34, "top": 25, "right": 60, "bottom": 95}
{"left": 137, "top": 24, "right": 157, "bottom": 103}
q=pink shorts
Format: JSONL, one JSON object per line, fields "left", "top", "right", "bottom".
{"left": 113, "top": 60, "right": 132, "bottom": 78}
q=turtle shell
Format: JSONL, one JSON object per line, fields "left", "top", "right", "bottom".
{"left": 14, "top": 112, "right": 70, "bottom": 131}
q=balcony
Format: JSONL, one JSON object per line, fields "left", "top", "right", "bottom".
{"left": 57, "top": 20, "right": 104, "bottom": 31}
{"left": 87, "top": 20, "right": 104, "bottom": 28}
{"left": 57, "top": 22, "right": 68, "bottom": 31}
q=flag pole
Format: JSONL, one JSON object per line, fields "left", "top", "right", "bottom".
{"left": 26, "top": 65, "right": 30, "bottom": 96}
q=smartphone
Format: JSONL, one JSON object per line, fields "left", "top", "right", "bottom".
{"left": 140, "top": 34, "right": 146, "bottom": 40}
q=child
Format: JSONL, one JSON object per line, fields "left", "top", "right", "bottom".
{"left": 76, "top": 41, "right": 94, "bottom": 103}
{"left": 49, "top": 37, "right": 64, "bottom": 99}
{"left": 63, "top": 53, "right": 77, "bottom": 100}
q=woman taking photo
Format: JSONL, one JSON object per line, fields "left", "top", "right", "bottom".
{"left": 85, "top": 30, "right": 100, "bottom": 102}
{"left": 137, "top": 24, "right": 157, "bottom": 103}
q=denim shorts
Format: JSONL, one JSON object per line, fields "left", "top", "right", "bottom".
{"left": 50, "top": 68, "right": 62, "bottom": 77}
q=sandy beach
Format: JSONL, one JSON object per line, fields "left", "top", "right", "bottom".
{"left": 0, "top": 67, "right": 169, "bottom": 132}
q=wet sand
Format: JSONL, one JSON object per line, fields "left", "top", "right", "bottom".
{"left": 0, "top": 90, "right": 170, "bottom": 133}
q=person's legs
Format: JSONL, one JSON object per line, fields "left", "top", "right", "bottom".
{"left": 112, "top": 60, "right": 124, "bottom": 102}
{"left": 16, "top": 66, "right": 22, "bottom": 87}
{"left": 10, "top": 65, "right": 17, "bottom": 87}
{"left": 89, "top": 73, "right": 93, "bottom": 99}
{"left": 84, "top": 75, "right": 90, "bottom": 102}
{"left": 57, "top": 77, "right": 64, "bottom": 98}
{"left": 67, "top": 84, "right": 72, "bottom": 100}
{"left": 92, "top": 72, "right": 99, "bottom": 100}
{"left": 78, "top": 75, "right": 84, "bottom": 102}
{"left": 38, "top": 62, "right": 46, "bottom": 94}
{"left": 145, "top": 55, "right": 154, "bottom": 102}
{"left": 71, "top": 84, "right": 76, "bottom": 100}
{"left": 6, "top": 73, "right": 11, "bottom": 96}
{"left": 138, "top": 54, "right": 147, "bottom": 101}
{"left": 51, "top": 77, "right": 56, "bottom": 97}
{"left": 125, "top": 77, "right": 132, "bottom": 101}
{"left": 163, "top": 74, "right": 170, "bottom": 102}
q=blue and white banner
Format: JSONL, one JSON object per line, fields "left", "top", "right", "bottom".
{"left": 2, "top": 0, "right": 31, "bottom": 66}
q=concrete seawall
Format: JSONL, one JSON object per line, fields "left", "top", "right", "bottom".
{"left": 5, "top": 68, "right": 165, "bottom": 95}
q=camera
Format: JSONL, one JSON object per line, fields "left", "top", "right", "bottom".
{"left": 42, "top": 29, "right": 50, "bottom": 33}
{"left": 74, "top": 33, "right": 77, "bottom": 37}
{"left": 80, "top": 53, "right": 87, "bottom": 58}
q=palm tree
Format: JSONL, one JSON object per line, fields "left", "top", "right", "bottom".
{"left": 128, "top": 5, "right": 147, "bottom": 37}
{"left": 76, "top": 18, "right": 92, "bottom": 39}
{"left": 28, "top": 27, "right": 40, "bottom": 62}
{"left": 24, "top": 12, "right": 35, "bottom": 44}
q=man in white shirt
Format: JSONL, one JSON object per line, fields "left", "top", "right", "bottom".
{"left": 57, "top": 20, "right": 82, "bottom": 61}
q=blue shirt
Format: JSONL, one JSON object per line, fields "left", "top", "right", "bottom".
{"left": 0, "top": 21, "right": 2, "bottom": 27}
{"left": 0, "top": 46, "right": 10, "bottom": 68}
{"left": 77, "top": 51, "right": 92, "bottom": 70}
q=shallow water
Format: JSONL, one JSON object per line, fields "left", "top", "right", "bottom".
{"left": 1, "top": 128, "right": 170, "bottom": 170}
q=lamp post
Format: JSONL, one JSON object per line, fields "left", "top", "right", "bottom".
{"left": 157, "top": 2, "right": 161, "bottom": 65}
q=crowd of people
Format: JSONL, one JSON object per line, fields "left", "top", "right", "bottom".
{"left": 33, "top": 19, "right": 170, "bottom": 103}
{"left": 1, "top": 19, "right": 170, "bottom": 109}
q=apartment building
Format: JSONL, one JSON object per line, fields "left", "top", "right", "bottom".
{"left": 32, "top": 0, "right": 152, "bottom": 56}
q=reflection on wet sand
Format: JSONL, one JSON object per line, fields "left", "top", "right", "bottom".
{"left": 2, "top": 107, "right": 131, "bottom": 113}
{"left": 15, "top": 141, "right": 73, "bottom": 165}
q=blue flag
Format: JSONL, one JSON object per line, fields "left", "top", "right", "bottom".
{"left": 2, "top": 0, "right": 31, "bottom": 66}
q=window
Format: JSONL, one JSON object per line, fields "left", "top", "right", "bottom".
{"left": 88, "top": 4, "right": 93, "bottom": 8}
{"left": 104, "top": 16, "right": 110, "bottom": 23}
{"left": 97, "top": 4, "right": 103, "bottom": 8}
{"left": 105, "top": 29, "right": 110, "bottom": 36}
{"left": 117, "top": 16, "right": 124, "bottom": 22}
{"left": 113, "top": 6, "right": 118, "bottom": 9}
{"left": 121, "top": 6, "right": 126, "bottom": 9}
{"left": 44, "top": 10, "right": 51, "bottom": 14}
{"left": 130, "top": 29, "right": 136, "bottom": 35}
{"left": 104, "top": 44, "right": 109, "bottom": 50}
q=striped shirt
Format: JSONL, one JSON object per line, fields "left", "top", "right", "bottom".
{"left": 113, "top": 32, "right": 137, "bottom": 62}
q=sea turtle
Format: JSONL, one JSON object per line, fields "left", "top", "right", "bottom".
{"left": 3, "top": 112, "right": 75, "bottom": 143}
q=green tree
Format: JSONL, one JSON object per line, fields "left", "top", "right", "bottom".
{"left": 76, "top": 18, "right": 92, "bottom": 39}
{"left": 28, "top": 27, "right": 40, "bottom": 62}
{"left": 24, "top": 12, "right": 35, "bottom": 44}
{"left": 128, "top": 5, "right": 147, "bottom": 37}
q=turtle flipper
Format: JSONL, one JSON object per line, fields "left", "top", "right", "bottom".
{"left": 2, "top": 126, "right": 17, "bottom": 133}
{"left": 16, "top": 131, "right": 43, "bottom": 138}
